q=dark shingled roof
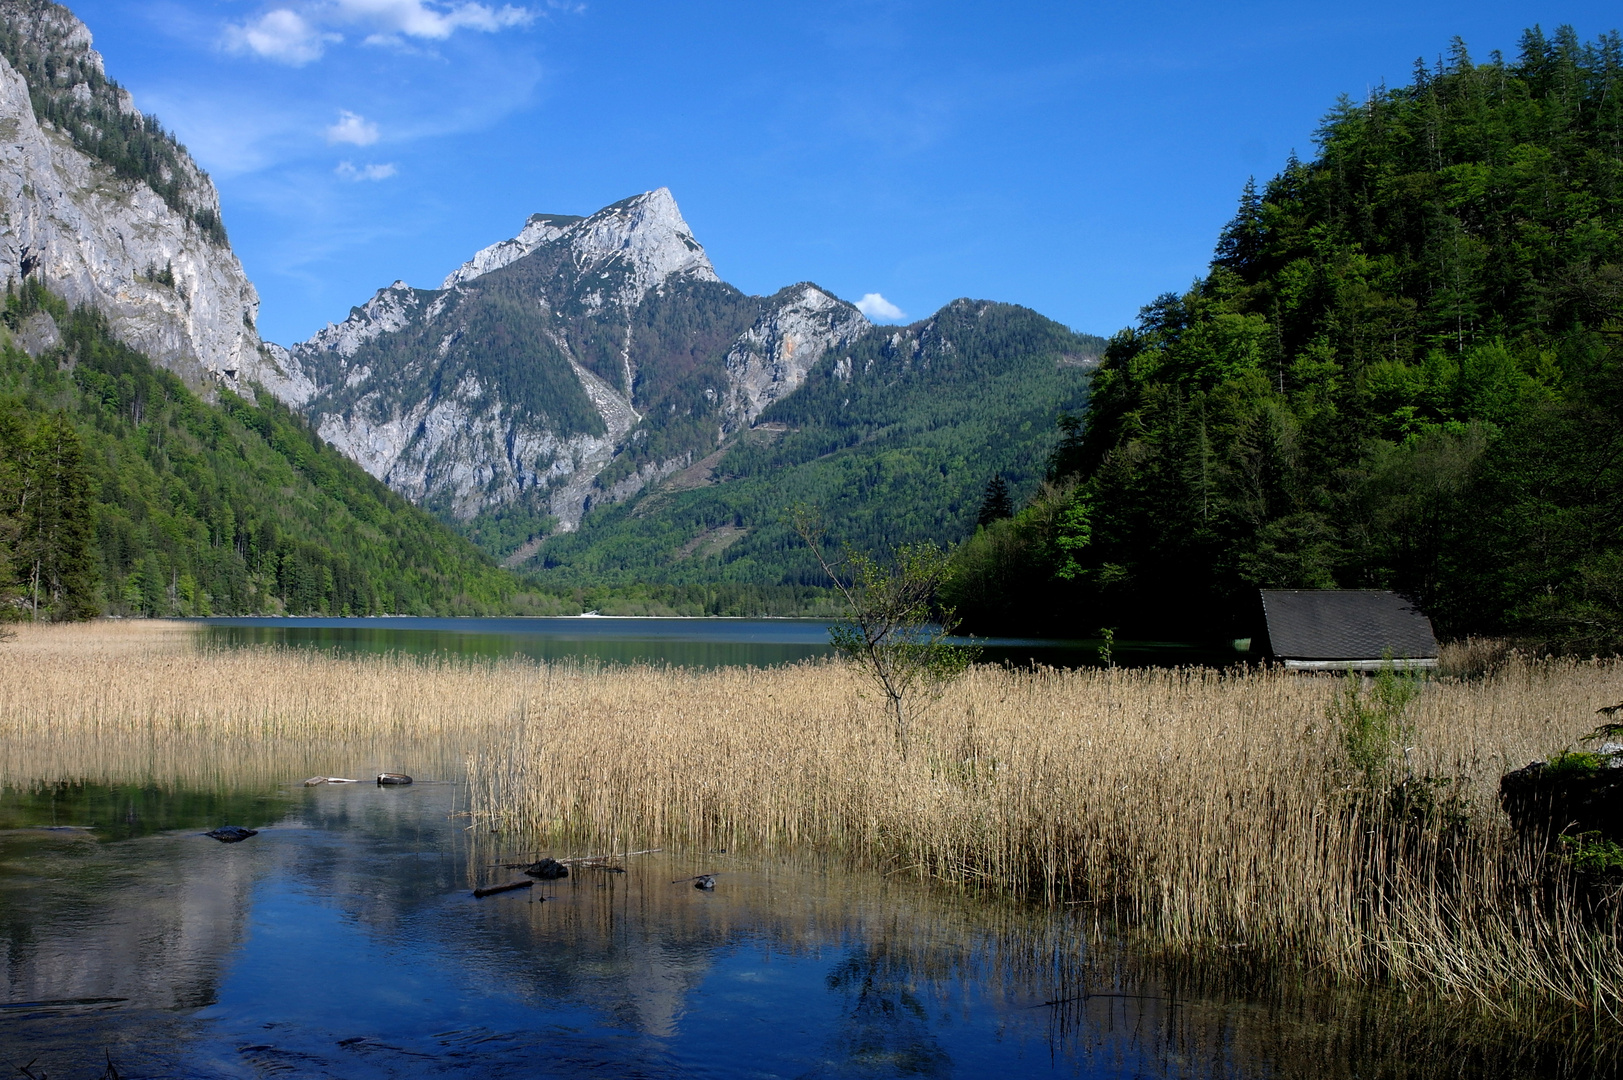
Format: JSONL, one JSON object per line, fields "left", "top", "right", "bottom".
{"left": 1259, "top": 590, "right": 1438, "bottom": 660}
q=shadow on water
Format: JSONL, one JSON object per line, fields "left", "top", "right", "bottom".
{"left": 1, "top": 782, "right": 1615, "bottom": 1078}
{"left": 0, "top": 782, "right": 291, "bottom": 842}
{"left": 195, "top": 616, "right": 1245, "bottom": 670}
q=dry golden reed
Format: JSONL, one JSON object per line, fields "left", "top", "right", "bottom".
{"left": 465, "top": 653, "right": 1623, "bottom": 1018}
{"left": 4, "top": 621, "right": 1619, "bottom": 1020}
{"left": 0, "top": 620, "right": 522, "bottom": 790}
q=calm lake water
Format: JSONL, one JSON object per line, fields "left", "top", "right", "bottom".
{"left": 194, "top": 616, "right": 1241, "bottom": 669}
{"left": 0, "top": 779, "right": 1600, "bottom": 1079}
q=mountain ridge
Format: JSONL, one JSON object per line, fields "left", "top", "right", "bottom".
{"left": 270, "top": 189, "right": 873, "bottom": 550}
{"left": 0, "top": 2, "right": 1108, "bottom": 596}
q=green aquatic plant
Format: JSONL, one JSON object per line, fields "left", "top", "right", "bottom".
{"left": 1329, "top": 659, "right": 1422, "bottom": 788}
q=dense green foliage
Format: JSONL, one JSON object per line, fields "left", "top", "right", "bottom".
{"left": 528, "top": 301, "right": 1102, "bottom": 587}
{"left": 0, "top": 0, "right": 226, "bottom": 244}
{"left": 507, "top": 580, "right": 841, "bottom": 618}
{"left": 950, "top": 27, "right": 1623, "bottom": 649}
{"left": 0, "top": 283, "right": 520, "bottom": 618}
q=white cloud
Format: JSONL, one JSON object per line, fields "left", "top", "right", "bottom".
{"left": 224, "top": 9, "right": 341, "bottom": 65}
{"left": 338, "top": 0, "right": 535, "bottom": 40}
{"left": 326, "top": 110, "right": 380, "bottom": 146}
{"left": 336, "top": 161, "right": 399, "bottom": 181}
{"left": 855, "top": 292, "right": 905, "bottom": 321}
{"left": 225, "top": 2, "right": 533, "bottom": 63}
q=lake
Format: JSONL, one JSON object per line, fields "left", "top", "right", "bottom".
{"left": 194, "top": 615, "right": 1243, "bottom": 669}
{"left": 0, "top": 778, "right": 1592, "bottom": 1078}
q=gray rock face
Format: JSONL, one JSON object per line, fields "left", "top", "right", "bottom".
{"left": 14, "top": 308, "right": 59, "bottom": 357}
{"left": 271, "top": 190, "right": 867, "bottom": 542}
{"left": 0, "top": 3, "right": 270, "bottom": 391}
{"left": 722, "top": 283, "right": 870, "bottom": 432}
{"left": 440, "top": 214, "right": 580, "bottom": 289}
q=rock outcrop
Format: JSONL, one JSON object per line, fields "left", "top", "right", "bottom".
{"left": 0, "top": 1, "right": 279, "bottom": 391}
{"left": 721, "top": 283, "right": 869, "bottom": 432}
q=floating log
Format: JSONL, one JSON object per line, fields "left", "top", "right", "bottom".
{"left": 376, "top": 773, "right": 413, "bottom": 786}
{"left": 497, "top": 847, "right": 661, "bottom": 869}
{"left": 302, "top": 777, "right": 360, "bottom": 786}
{"left": 472, "top": 880, "right": 534, "bottom": 898}
{"left": 564, "top": 847, "right": 661, "bottom": 865}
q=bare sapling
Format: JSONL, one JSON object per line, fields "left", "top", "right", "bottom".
{"left": 793, "top": 508, "right": 975, "bottom": 753}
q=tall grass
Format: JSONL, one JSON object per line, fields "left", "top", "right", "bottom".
{"left": 0, "top": 621, "right": 518, "bottom": 790}
{"left": 4, "top": 621, "right": 1619, "bottom": 1023}
{"left": 466, "top": 656, "right": 1623, "bottom": 1018}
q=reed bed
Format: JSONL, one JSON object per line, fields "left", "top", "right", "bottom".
{"left": 466, "top": 655, "right": 1623, "bottom": 1018}
{"left": 4, "top": 621, "right": 1619, "bottom": 1022}
{"left": 0, "top": 621, "right": 523, "bottom": 790}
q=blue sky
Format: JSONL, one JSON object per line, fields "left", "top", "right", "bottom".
{"left": 64, "top": 1, "right": 1622, "bottom": 345}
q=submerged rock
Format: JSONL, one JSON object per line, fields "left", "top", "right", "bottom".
{"left": 376, "top": 773, "right": 413, "bottom": 786}
{"left": 205, "top": 826, "right": 258, "bottom": 843}
{"left": 520, "top": 858, "right": 569, "bottom": 880}
{"left": 693, "top": 874, "right": 715, "bottom": 891}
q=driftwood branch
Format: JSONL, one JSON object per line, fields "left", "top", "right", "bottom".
{"left": 472, "top": 880, "right": 534, "bottom": 898}
{"left": 495, "top": 847, "right": 662, "bottom": 868}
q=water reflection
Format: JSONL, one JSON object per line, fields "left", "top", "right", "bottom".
{"left": 197, "top": 616, "right": 1240, "bottom": 670}
{"left": 821, "top": 944, "right": 952, "bottom": 1077}
{"left": 1, "top": 781, "right": 1613, "bottom": 1078}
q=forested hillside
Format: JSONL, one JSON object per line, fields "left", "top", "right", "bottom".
{"left": 949, "top": 27, "right": 1623, "bottom": 649}
{"left": 529, "top": 300, "right": 1103, "bottom": 587}
{"left": 0, "top": 284, "right": 519, "bottom": 618}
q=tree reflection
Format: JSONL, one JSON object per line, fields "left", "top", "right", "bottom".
{"left": 817, "top": 941, "right": 952, "bottom": 1077}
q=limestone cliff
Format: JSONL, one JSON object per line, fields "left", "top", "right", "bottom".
{"left": 0, "top": 0, "right": 282, "bottom": 390}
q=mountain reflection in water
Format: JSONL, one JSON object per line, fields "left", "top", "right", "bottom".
{"left": 0, "top": 781, "right": 1610, "bottom": 1078}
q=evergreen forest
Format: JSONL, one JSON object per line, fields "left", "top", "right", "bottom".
{"left": 948, "top": 27, "right": 1623, "bottom": 651}
{"left": 0, "top": 283, "right": 520, "bottom": 619}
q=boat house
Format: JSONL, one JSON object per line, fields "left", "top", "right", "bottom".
{"left": 1258, "top": 590, "right": 1439, "bottom": 671}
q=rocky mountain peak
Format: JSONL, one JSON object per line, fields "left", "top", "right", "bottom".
{"left": 569, "top": 187, "right": 717, "bottom": 301}
{"left": 437, "top": 187, "right": 717, "bottom": 307}
{"left": 722, "top": 283, "right": 868, "bottom": 431}
{"left": 271, "top": 188, "right": 867, "bottom": 545}
{"left": 1, "top": 0, "right": 101, "bottom": 76}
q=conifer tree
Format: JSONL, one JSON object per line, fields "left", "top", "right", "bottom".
{"left": 1212, "top": 177, "right": 1265, "bottom": 277}
{"left": 977, "top": 474, "right": 1013, "bottom": 527}
{"left": 0, "top": 404, "right": 23, "bottom": 616}
{"left": 18, "top": 412, "right": 98, "bottom": 620}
